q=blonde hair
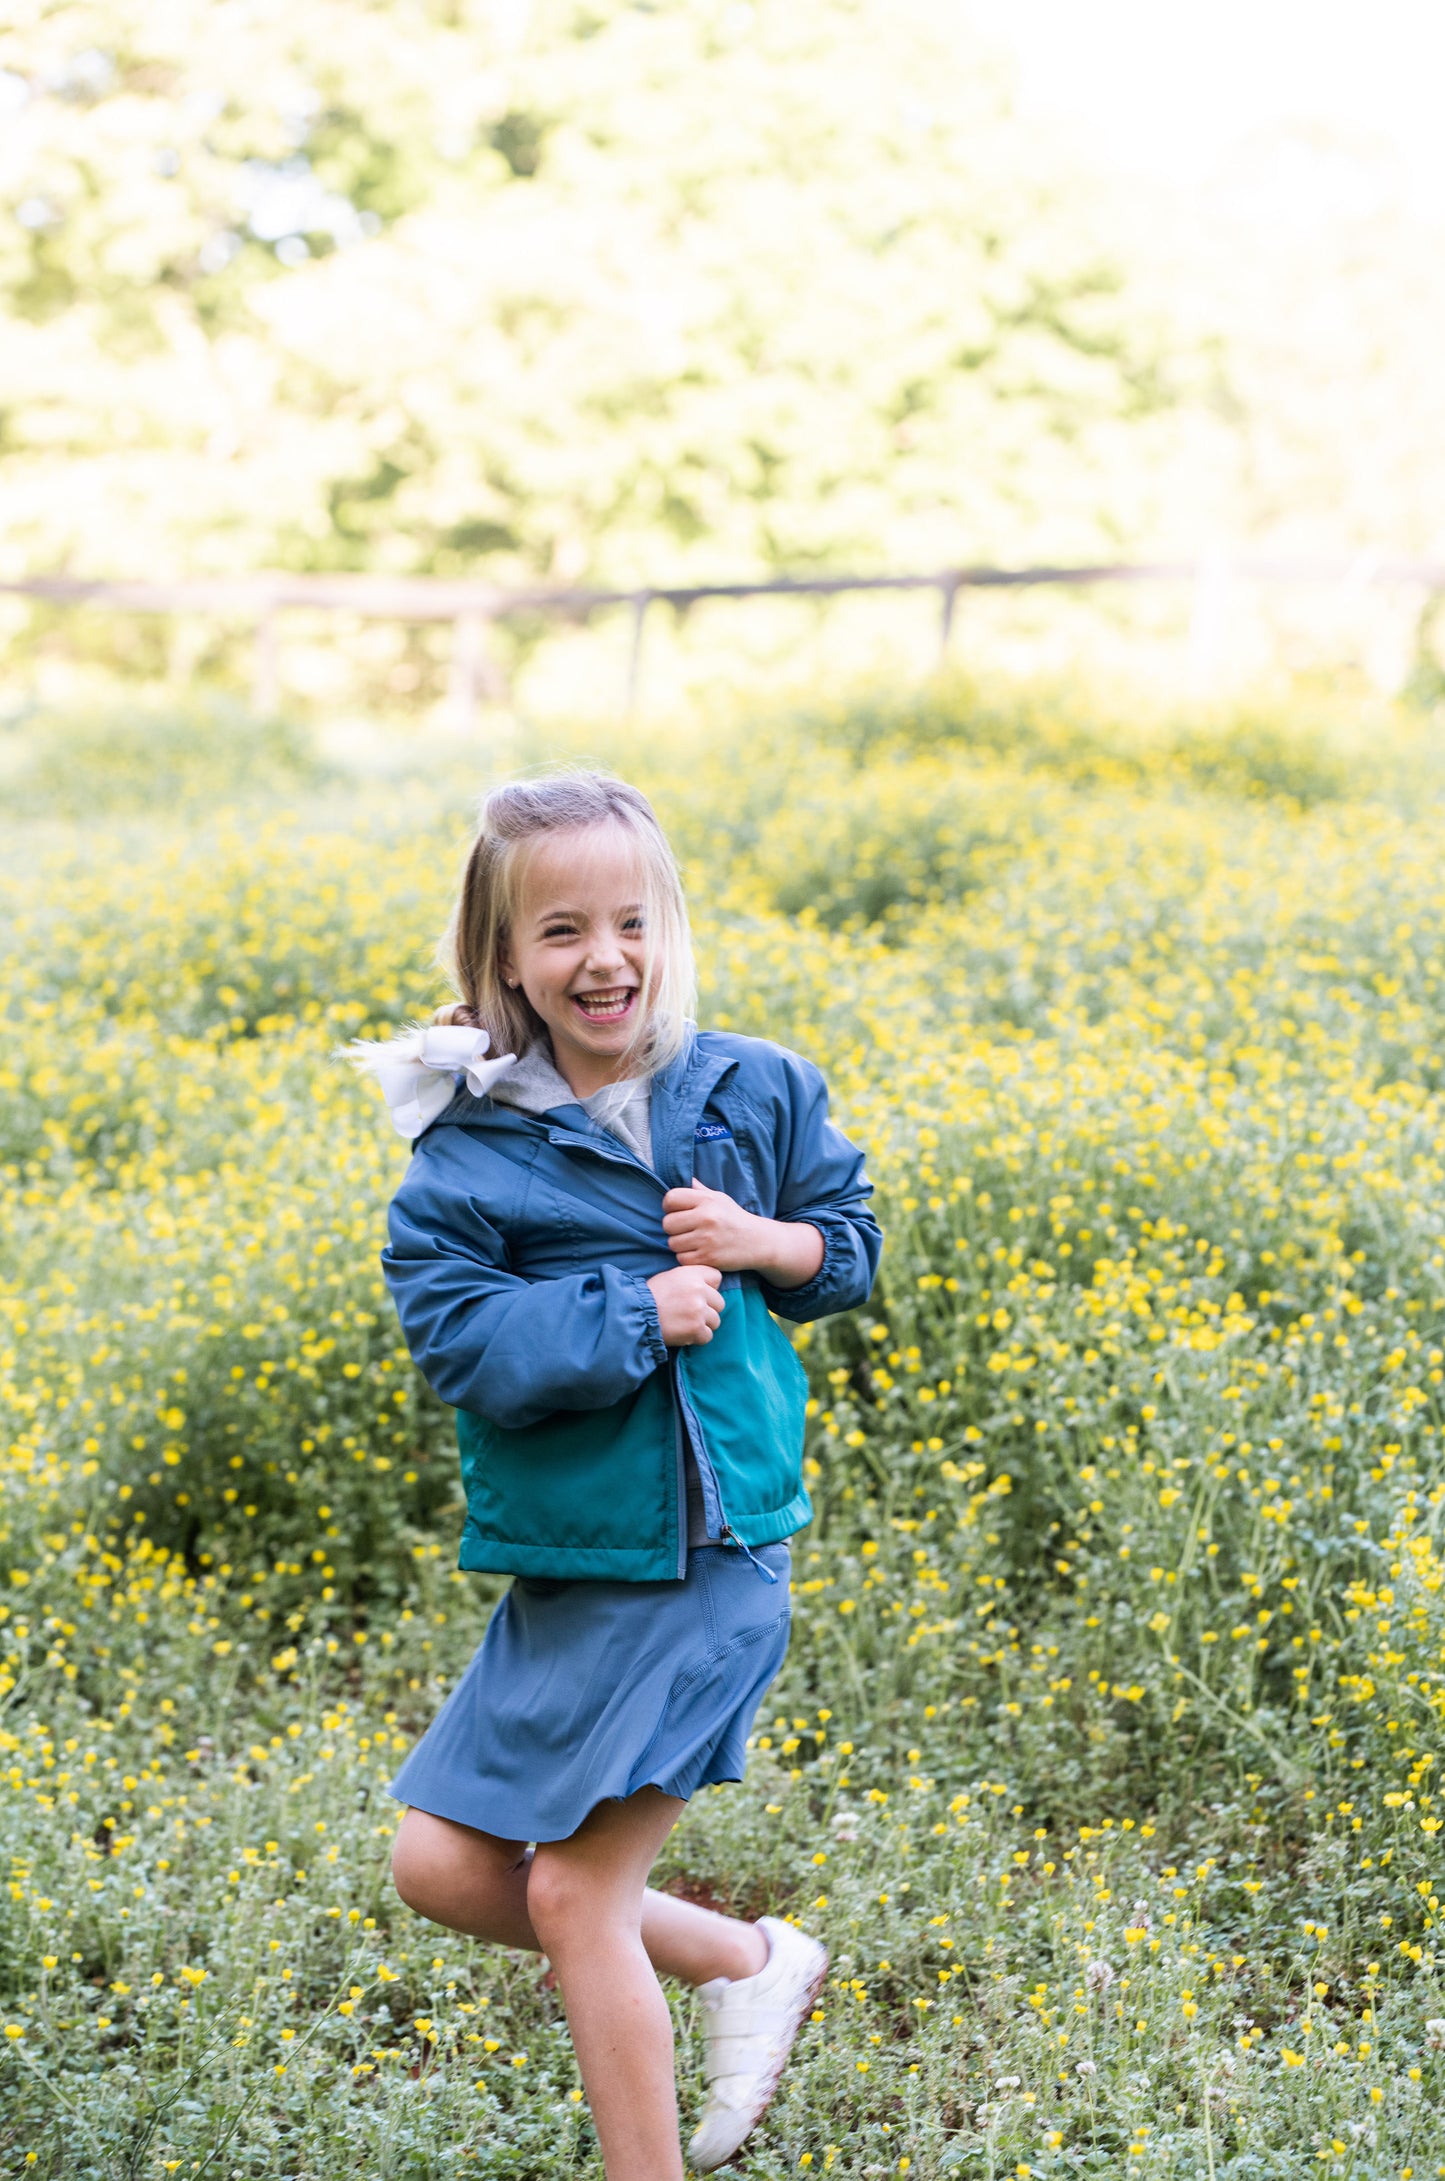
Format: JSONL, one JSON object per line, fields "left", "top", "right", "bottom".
{"left": 351, "top": 768, "right": 696, "bottom": 1087}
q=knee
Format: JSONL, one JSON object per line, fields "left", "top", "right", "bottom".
{"left": 526, "top": 1852, "right": 594, "bottom": 1944}
{"left": 391, "top": 1823, "right": 441, "bottom": 1919}
{"left": 390, "top": 1809, "right": 467, "bottom": 1921}
{"left": 391, "top": 1809, "right": 530, "bottom": 1937}
{"left": 527, "top": 1853, "right": 641, "bottom": 1954}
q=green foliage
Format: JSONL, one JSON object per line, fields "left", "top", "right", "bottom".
{"left": 2, "top": 689, "right": 1445, "bottom": 2174}
{"left": 792, "top": 673, "right": 1362, "bottom": 807}
{"left": 0, "top": 0, "right": 1172, "bottom": 645}
{"left": 0, "top": 700, "right": 335, "bottom": 820}
{"left": 750, "top": 756, "right": 1053, "bottom": 929}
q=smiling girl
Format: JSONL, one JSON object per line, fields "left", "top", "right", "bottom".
{"left": 350, "top": 770, "right": 881, "bottom": 2179}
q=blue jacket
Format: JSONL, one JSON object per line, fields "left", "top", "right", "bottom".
{"left": 381, "top": 1029, "right": 882, "bottom": 1580}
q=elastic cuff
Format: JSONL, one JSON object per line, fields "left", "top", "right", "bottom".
{"left": 757, "top": 1219, "right": 843, "bottom": 1319}
{"left": 630, "top": 1274, "right": 670, "bottom": 1368}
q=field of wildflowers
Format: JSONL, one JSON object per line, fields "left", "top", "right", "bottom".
{"left": 3, "top": 684, "right": 1445, "bottom": 2178}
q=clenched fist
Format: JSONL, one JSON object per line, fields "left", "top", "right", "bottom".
{"left": 661, "top": 1178, "right": 762, "bottom": 1270}
{"left": 647, "top": 1262, "right": 724, "bottom": 1346}
{"left": 662, "top": 1179, "right": 826, "bottom": 1291}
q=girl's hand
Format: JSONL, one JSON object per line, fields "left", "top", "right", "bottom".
{"left": 662, "top": 1180, "right": 825, "bottom": 1290}
{"left": 662, "top": 1179, "right": 760, "bottom": 1271}
{"left": 647, "top": 1263, "right": 724, "bottom": 1345}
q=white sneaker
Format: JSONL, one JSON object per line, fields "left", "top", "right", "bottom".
{"left": 686, "top": 1915, "right": 829, "bottom": 2172}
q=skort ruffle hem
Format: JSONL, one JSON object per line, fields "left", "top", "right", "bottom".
{"left": 387, "top": 1540, "right": 791, "bottom": 1843}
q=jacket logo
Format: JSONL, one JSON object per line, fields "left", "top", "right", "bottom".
{"left": 695, "top": 1119, "right": 734, "bottom": 1142}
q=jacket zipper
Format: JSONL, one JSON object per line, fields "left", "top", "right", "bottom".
{"left": 717, "top": 1522, "right": 781, "bottom": 1583}
{"left": 670, "top": 1373, "right": 688, "bottom": 1582}
{"left": 672, "top": 1352, "right": 780, "bottom": 1585}
{"left": 546, "top": 1114, "right": 779, "bottom": 1584}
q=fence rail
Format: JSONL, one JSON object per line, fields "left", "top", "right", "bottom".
{"left": 3, "top": 554, "right": 1439, "bottom": 721}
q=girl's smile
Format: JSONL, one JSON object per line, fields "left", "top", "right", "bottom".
{"left": 571, "top": 985, "right": 637, "bottom": 1021}
{"left": 502, "top": 822, "right": 657, "bottom": 1095}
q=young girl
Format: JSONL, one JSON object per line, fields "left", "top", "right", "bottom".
{"left": 352, "top": 770, "right": 881, "bottom": 2179}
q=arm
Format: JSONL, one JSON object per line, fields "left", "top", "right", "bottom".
{"left": 663, "top": 1051, "right": 883, "bottom": 1322}
{"left": 662, "top": 1188, "right": 825, "bottom": 1289}
{"left": 382, "top": 1159, "right": 669, "bottom": 1430}
{"left": 752, "top": 1214, "right": 827, "bottom": 1291}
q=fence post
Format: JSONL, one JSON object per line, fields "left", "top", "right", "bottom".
{"left": 624, "top": 592, "right": 650, "bottom": 717}
{"left": 937, "top": 575, "right": 960, "bottom": 669}
{"left": 252, "top": 608, "right": 279, "bottom": 717}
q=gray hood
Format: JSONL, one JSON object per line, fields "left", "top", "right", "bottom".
{"left": 488, "top": 1037, "right": 655, "bottom": 1170}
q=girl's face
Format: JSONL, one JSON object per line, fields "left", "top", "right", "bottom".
{"left": 500, "top": 823, "right": 659, "bottom": 1093}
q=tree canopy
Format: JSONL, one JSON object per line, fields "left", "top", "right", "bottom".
{"left": 0, "top": 0, "right": 1176, "bottom": 592}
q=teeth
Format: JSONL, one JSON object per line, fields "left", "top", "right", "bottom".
{"left": 574, "top": 990, "right": 632, "bottom": 1017}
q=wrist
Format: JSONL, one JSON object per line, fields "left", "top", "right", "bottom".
{"left": 741, "top": 1208, "right": 777, "bottom": 1271}
{"left": 753, "top": 1215, "right": 825, "bottom": 1290}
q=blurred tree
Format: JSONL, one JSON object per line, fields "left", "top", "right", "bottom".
{"left": 0, "top": 0, "right": 1172, "bottom": 596}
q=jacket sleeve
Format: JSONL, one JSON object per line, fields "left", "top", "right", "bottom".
{"left": 381, "top": 1149, "right": 669, "bottom": 1430}
{"left": 751, "top": 1049, "right": 883, "bottom": 1323}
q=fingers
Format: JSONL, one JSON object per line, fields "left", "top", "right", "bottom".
{"left": 678, "top": 1289, "right": 723, "bottom": 1344}
{"left": 671, "top": 1235, "right": 726, "bottom": 1269}
{"left": 687, "top": 1269, "right": 723, "bottom": 1342}
{"left": 671, "top": 1221, "right": 723, "bottom": 1256}
{"left": 662, "top": 1180, "right": 724, "bottom": 1213}
{"left": 661, "top": 1206, "right": 710, "bottom": 1238}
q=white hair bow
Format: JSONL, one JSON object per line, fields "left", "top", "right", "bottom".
{"left": 367, "top": 1025, "right": 518, "bottom": 1140}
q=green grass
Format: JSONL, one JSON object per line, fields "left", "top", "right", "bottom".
{"left": 2, "top": 683, "right": 1445, "bottom": 2178}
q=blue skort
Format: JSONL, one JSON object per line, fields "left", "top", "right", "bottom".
{"left": 387, "top": 1541, "right": 791, "bottom": 1843}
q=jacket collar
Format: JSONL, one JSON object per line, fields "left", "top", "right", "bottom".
{"left": 426, "top": 1027, "right": 736, "bottom": 1188}
{"left": 648, "top": 1034, "right": 737, "bottom": 1190}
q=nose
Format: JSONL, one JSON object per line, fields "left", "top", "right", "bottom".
{"left": 583, "top": 936, "right": 626, "bottom": 977}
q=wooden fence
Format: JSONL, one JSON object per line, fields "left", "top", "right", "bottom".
{"left": 3, "top": 554, "right": 1440, "bottom": 723}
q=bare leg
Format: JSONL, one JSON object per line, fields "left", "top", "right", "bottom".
{"left": 527, "top": 1788, "right": 689, "bottom": 2181}
{"left": 392, "top": 1794, "right": 772, "bottom": 2181}
{"left": 392, "top": 1803, "right": 768, "bottom": 1981}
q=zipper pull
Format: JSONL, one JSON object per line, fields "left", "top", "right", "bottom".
{"left": 720, "top": 1524, "right": 779, "bottom": 1583}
